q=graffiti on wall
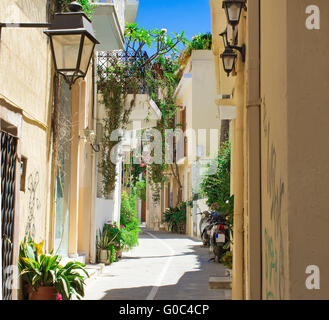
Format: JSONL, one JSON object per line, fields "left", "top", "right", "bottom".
{"left": 25, "top": 171, "right": 41, "bottom": 238}
{"left": 262, "top": 99, "right": 286, "bottom": 299}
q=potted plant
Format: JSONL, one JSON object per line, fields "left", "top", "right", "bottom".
{"left": 163, "top": 201, "right": 193, "bottom": 234}
{"left": 96, "top": 222, "right": 124, "bottom": 264}
{"left": 96, "top": 229, "right": 112, "bottom": 265}
{"left": 19, "top": 236, "right": 89, "bottom": 300}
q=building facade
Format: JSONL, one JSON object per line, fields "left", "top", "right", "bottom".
{"left": 146, "top": 50, "right": 221, "bottom": 237}
{"left": 0, "top": 0, "right": 138, "bottom": 299}
{"left": 211, "top": 0, "right": 329, "bottom": 300}
{"left": 0, "top": 0, "right": 54, "bottom": 300}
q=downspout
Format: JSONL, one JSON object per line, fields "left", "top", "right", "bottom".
{"left": 245, "top": 0, "right": 262, "bottom": 299}
{"left": 89, "top": 53, "right": 97, "bottom": 263}
{"left": 232, "top": 19, "right": 245, "bottom": 300}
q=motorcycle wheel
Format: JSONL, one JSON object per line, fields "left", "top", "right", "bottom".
{"left": 213, "top": 244, "right": 223, "bottom": 263}
{"left": 201, "top": 231, "right": 209, "bottom": 246}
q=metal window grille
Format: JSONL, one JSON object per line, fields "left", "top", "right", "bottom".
{"left": 1, "top": 130, "right": 17, "bottom": 300}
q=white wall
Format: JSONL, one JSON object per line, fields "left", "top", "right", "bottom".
{"left": 95, "top": 198, "right": 114, "bottom": 233}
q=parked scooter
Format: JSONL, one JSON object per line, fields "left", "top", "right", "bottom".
{"left": 209, "top": 211, "right": 230, "bottom": 263}
{"left": 199, "top": 210, "right": 212, "bottom": 247}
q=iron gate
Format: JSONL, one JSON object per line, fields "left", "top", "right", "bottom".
{"left": 1, "top": 130, "right": 17, "bottom": 300}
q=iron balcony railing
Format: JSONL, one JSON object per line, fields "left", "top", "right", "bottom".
{"left": 97, "top": 50, "right": 150, "bottom": 94}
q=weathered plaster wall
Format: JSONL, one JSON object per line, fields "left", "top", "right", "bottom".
{"left": 0, "top": 0, "right": 52, "bottom": 245}
{"left": 191, "top": 50, "right": 220, "bottom": 159}
{"left": 260, "top": 0, "right": 290, "bottom": 300}
{"left": 286, "top": 0, "right": 329, "bottom": 299}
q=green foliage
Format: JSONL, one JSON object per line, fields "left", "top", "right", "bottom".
{"left": 163, "top": 201, "right": 193, "bottom": 234}
{"left": 221, "top": 250, "right": 233, "bottom": 270}
{"left": 120, "top": 191, "right": 141, "bottom": 249}
{"left": 190, "top": 33, "right": 212, "bottom": 50}
{"left": 178, "top": 32, "right": 212, "bottom": 74}
{"left": 96, "top": 223, "right": 123, "bottom": 264}
{"left": 57, "top": 0, "right": 94, "bottom": 18}
{"left": 145, "top": 55, "right": 183, "bottom": 199}
{"left": 200, "top": 142, "right": 234, "bottom": 230}
{"left": 98, "top": 24, "right": 187, "bottom": 194}
{"left": 131, "top": 163, "right": 147, "bottom": 185}
{"left": 96, "top": 222, "right": 124, "bottom": 251}
{"left": 125, "top": 24, "right": 189, "bottom": 59}
{"left": 98, "top": 55, "right": 142, "bottom": 194}
{"left": 18, "top": 236, "right": 88, "bottom": 300}
{"left": 134, "top": 180, "right": 146, "bottom": 202}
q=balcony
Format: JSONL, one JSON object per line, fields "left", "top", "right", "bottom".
{"left": 96, "top": 51, "right": 161, "bottom": 131}
{"left": 125, "top": 0, "right": 139, "bottom": 24}
{"left": 92, "top": 0, "right": 125, "bottom": 51}
{"left": 91, "top": 0, "right": 139, "bottom": 51}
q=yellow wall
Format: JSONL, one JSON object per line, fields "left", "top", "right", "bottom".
{"left": 260, "top": 0, "right": 289, "bottom": 299}
{"left": 0, "top": 0, "right": 52, "bottom": 245}
{"left": 211, "top": 0, "right": 329, "bottom": 300}
{"left": 285, "top": 0, "right": 329, "bottom": 299}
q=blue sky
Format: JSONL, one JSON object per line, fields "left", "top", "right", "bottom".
{"left": 135, "top": 0, "right": 212, "bottom": 52}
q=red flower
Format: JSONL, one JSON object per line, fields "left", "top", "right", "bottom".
{"left": 57, "top": 293, "right": 62, "bottom": 300}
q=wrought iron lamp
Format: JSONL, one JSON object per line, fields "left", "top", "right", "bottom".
{"left": 220, "top": 28, "right": 246, "bottom": 76}
{"left": 0, "top": 2, "right": 99, "bottom": 88}
{"left": 222, "top": 0, "right": 247, "bottom": 27}
{"left": 220, "top": 47, "right": 237, "bottom": 77}
{"left": 83, "top": 127, "right": 101, "bottom": 152}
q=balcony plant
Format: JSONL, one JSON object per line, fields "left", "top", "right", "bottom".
{"left": 57, "top": 0, "right": 95, "bottom": 18}
{"left": 163, "top": 201, "right": 193, "bottom": 234}
{"left": 178, "top": 32, "right": 212, "bottom": 75}
{"left": 18, "top": 236, "right": 89, "bottom": 300}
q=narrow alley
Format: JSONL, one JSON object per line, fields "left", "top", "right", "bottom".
{"left": 84, "top": 228, "right": 230, "bottom": 300}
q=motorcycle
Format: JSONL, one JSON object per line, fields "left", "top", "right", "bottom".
{"left": 199, "top": 210, "right": 212, "bottom": 247}
{"left": 209, "top": 211, "right": 230, "bottom": 263}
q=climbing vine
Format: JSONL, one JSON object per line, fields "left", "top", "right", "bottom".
{"left": 97, "top": 24, "right": 188, "bottom": 194}
{"left": 145, "top": 55, "right": 183, "bottom": 202}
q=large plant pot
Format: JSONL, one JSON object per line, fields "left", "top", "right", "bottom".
{"left": 28, "top": 286, "right": 58, "bottom": 300}
{"left": 99, "top": 249, "right": 110, "bottom": 265}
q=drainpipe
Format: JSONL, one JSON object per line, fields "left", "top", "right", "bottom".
{"left": 232, "top": 59, "right": 245, "bottom": 300}
{"left": 232, "top": 8, "right": 247, "bottom": 301}
{"left": 89, "top": 53, "right": 97, "bottom": 263}
{"left": 245, "top": 0, "right": 262, "bottom": 299}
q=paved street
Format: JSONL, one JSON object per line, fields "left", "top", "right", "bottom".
{"left": 84, "top": 228, "right": 230, "bottom": 300}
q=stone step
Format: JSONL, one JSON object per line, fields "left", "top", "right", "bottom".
{"left": 209, "top": 276, "right": 232, "bottom": 290}
{"left": 80, "top": 263, "right": 105, "bottom": 285}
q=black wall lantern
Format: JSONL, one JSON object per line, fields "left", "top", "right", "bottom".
{"left": 220, "top": 47, "right": 237, "bottom": 77}
{"left": 220, "top": 28, "right": 245, "bottom": 76}
{"left": 222, "top": 0, "right": 247, "bottom": 27}
{"left": 44, "top": 2, "right": 99, "bottom": 87}
{"left": 0, "top": 2, "right": 99, "bottom": 88}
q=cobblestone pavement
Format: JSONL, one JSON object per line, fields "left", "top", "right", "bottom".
{"left": 83, "top": 227, "right": 229, "bottom": 300}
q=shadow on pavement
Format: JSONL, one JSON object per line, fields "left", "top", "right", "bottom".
{"left": 98, "top": 237, "right": 227, "bottom": 300}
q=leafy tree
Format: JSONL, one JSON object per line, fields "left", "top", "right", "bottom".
{"left": 98, "top": 24, "right": 188, "bottom": 194}
{"left": 200, "top": 142, "right": 234, "bottom": 229}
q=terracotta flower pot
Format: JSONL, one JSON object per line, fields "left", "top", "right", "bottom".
{"left": 28, "top": 286, "right": 58, "bottom": 300}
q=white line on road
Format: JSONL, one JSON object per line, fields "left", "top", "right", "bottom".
{"left": 145, "top": 231, "right": 175, "bottom": 300}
